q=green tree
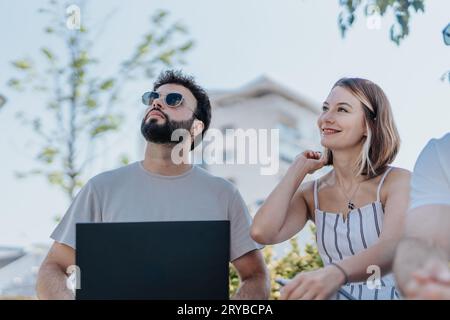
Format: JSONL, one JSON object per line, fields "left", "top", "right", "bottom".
{"left": 5, "top": 0, "right": 194, "bottom": 202}
{"left": 338, "top": 1, "right": 449, "bottom": 83}
{"left": 338, "top": 0, "right": 425, "bottom": 45}
{"left": 229, "top": 225, "right": 324, "bottom": 299}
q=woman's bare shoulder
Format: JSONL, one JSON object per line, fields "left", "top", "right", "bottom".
{"left": 381, "top": 166, "right": 411, "bottom": 199}
{"left": 385, "top": 166, "right": 411, "bottom": 184}
{"left": 299, "top": 172, "right": 333, "bottom": 209}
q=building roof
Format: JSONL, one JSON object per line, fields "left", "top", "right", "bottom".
{"left": 209, "top": 75, "right": 320, "bottom": 114}
{"left": 0, "top": 245, "right": 48, "bottom": 299}
{"left": 0, "top": 246, "right": 25, "bottom": 269}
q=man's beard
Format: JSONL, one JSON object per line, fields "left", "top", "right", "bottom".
{"left": 140, "top": 109, "right": 195, "bottom": 145}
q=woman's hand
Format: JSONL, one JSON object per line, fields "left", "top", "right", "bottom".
{"left": 286, "top": 150, "right": 328, "bottom": 181}
{"left": 279, "top": 265, "right": 345, "bottom": 300}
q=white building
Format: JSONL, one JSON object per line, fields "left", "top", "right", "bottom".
{"left": 0, "top": 246, "right": 25, "bottom": 269}
{"left": 198, "top": 75, "right": 326, "bottom": 211}
{"left": 0, "top": 244, "right": 47, "bottom": 299}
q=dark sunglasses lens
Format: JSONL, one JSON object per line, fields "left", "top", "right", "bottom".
{"left": 165, "top": 93, "right": 183, "bottom": 107}
{"left": 142, "top": 91, "right": 159, "bottom": 105}
{"left": 142, "top": 92, "right": 150, "bottom": 105}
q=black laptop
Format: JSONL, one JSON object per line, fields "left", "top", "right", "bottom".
{"left": 75, "top": 221, "right": 230, "bottom": 300}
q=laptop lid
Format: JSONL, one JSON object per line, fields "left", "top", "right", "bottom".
{"left": 75, "top": 221, "right": 230, "bottom": 300}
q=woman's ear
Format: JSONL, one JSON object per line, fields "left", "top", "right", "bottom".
{"left": 363, "top": 121, "right": 370, "bottom": 137}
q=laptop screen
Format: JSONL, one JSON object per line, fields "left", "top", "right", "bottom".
{"left": 75, "top": 221, "right": 230, "bottom": 300}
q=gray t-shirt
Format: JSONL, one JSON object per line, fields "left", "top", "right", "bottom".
{"left": 51, "top": 161, "right": 263, "bottom": 261}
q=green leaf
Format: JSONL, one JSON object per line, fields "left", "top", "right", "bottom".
{"left": 47, "top": 171, "right": 64, "bottom": 185}
{"left": 12, "top": 59, "right": 32, "bottom": 70}
{"left": 37, "top": 147, "right": 58, "bottom": 164}
{"left": 90, "top": 115, "right": 122, "bottom": 137}
{"left": 155, "top": 35, "right": 168, "bottom": 46}
{"left": 145, "top": 34, "right": 154, "bottom": 43}
{"left": 91, "top": 124, "right": 117, "bottom": 136}
{"left": 0, "top": 94, "right": 6, "bottom": 109}
{"left": 376, "top": 0, "right": 389, "bottom": 15}
{"left": 337, "top": 0, "right": 424, "bottom": 45}
{"left": 72, "top": 52, "right": 89, "bottom": 68}
{"left": 173, "top": 23, "right": 187, "bottom": 34}
{"left": 119, "top": 154, "right": 130, "bottom": 165}
{"left": 152, "top": 10, "right": 168, "bottom": 25}
{"left": 99, "top": 79, "right": 115, "bottom": 90}
{"left": 75, "top": 179, "right": 84, "bottom": 188}
{"left": 178, "top": 40, "right": 194, "bottom": 52}
{"left": 158, "top": 49, "right": 175, "bottom": 65}
{"left": 85, "top": 97, "right": 97, "bottom": 108}
{"left": 138, "top": 43, "right": 149, "bottom": 54}
{"left": 7, "top": 78, "right": 22, "bottom": 90}
{"left": 41, "top": 47, "right": 54, "bottom": 61}
{"left": 47, "top": 102, "right": 59, "bottom": 110}
{"left": 411, "top": 0, "right": 425, "bottom": 12}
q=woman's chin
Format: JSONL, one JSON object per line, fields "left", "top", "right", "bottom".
{"left": 320, "top": 139, "right": 334, "bottom": 149}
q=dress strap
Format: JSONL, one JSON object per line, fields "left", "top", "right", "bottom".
{"left": 313, "top": 179, "right": 319, "bottom": 210}
{"left": 377, "top": 167, "right": 393, "bottom": 202}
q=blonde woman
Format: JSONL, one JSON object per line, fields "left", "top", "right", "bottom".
{"left": 251, "top": 78, "right": 410, "bottom": 300}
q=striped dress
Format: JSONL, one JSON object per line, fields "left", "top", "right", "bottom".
{"left": 313, "top": 167, "right": 400, "bottom": 300}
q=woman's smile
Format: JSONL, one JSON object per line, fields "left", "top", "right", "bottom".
{"left": 321, "top": 128, "right": 342, "bottom": 136}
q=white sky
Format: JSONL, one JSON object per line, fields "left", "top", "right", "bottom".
{"left": 1, "top": 0, "right": 449, "bottom": 247}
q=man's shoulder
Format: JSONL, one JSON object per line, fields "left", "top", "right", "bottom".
{"left": 424, "top": 133, "right": 450, "bottom": 155}
{"left": 416, "top": 133, "right": 450, "bottom": 171}
{"left": 89, "top": 162, "right": 139, "bottom": 187}
{"left": 434, "top": 132, "right": 450, "bottom": 152}
{"left": 193, "top": 166, "right": 238, "bottom": 194}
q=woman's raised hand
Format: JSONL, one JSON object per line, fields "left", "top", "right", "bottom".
{"left": 288, "top": 150, "right": 328, "bottom": 178}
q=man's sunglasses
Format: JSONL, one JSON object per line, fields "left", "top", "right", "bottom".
{"left": 142, "top": 91, "right": 184, "bottom": 108}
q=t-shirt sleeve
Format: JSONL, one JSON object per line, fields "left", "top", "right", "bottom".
{"left": 410, "top": 136, "right": 450, "bottom": 210}
{"left": 228, "top": 188, "right": 264, "bottom": 262}
{"left": 50, "top": 180, "right": 102, "bottom": 249}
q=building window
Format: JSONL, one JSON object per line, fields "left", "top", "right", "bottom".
{"left": 277, "top": 114, "right": 304, "bottom": 164}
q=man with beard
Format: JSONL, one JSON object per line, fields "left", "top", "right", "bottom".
{"left": 36, "top": 70, "right": 270, "bottom": 300}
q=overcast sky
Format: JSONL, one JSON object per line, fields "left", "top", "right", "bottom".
{"left": 1, "top": 0, "right": 449, "bottom": 247}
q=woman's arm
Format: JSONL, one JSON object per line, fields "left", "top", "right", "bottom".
{"left": 251, "top": 151, "right": 326, "bottom": 245}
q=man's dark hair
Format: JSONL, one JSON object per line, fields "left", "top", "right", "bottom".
{"left": 153, "top": 70, "right": 212, "bottom": 140}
